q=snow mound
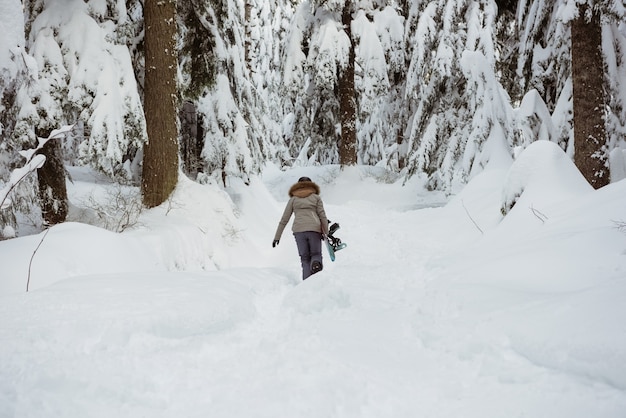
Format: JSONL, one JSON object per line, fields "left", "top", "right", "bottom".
{"left": 1, "top": 272, "right": 257, "bottom": 342}
{"left": 0, "top": 222, "right": 159, "bottom": 294}
{"left": 501, "top": 140, "right": 592, "bottom": 215}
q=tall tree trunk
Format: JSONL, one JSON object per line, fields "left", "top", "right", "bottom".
{"left": 571, "top": 5, "right": 609, "bottom": 189}
{"left": 338, "top": 2, "right": 357, "bottom": 166}
{"left": 36, "top": 133, "right": 68, "bottom": 225}
{"left": 142, "top": 0, "right": 179, "bottom": 208}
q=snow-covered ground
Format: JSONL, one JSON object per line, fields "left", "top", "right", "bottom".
{"left": 1, "top": 142, "right": 626, "bottom": 417}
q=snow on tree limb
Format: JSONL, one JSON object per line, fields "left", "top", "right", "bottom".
{"left": 0, "top": 125, "right": 74, "bottom": 210}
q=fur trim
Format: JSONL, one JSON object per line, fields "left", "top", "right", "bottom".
{"left": 289, "top": 180, "right": 320, "bottom": 197}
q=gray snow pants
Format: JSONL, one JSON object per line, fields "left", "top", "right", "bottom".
{"left": 294, "top": 231, "right": 323, "bottom": 280}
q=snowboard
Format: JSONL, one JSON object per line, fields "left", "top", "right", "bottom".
{"left": 324, "top": 222, "right": 347, "bottom": 262}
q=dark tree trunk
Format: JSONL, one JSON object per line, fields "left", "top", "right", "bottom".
{"left": 399, "top": 0, "right": 409, "bottom": 18}
{"left": 571, "top": 5, "right": 609, "bottom": 188}
{"left": 36, "top": 134, "right": 68, "bottom": 225}
{"left": 396, "top": 129, "right": 405, "bottom": 170}
{"left": 142, "top": 0, "right": 179, "bottom": 207}
{"left": 180, "top": 100, "right": 203, "bottom": 178}
{"left": 338, "top": 2, "right": 357, "bottom": 166}
{"left": 245, "top": 1, "right": 252, "bottom": 67}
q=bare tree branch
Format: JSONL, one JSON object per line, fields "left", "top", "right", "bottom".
{"left": 530, "top": 205, "right": 548, "bottom": 223}
{"left": 26, "top": 227, "right": 50, "bottom": 292}
{"left": 462, "top": 200, "right": 483, "bottom": 235}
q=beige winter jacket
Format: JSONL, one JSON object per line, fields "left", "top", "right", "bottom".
{"left": 274, "top": 180, "right": 329, "bottom": 241}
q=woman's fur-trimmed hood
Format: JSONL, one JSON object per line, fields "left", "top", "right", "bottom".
{"left": 289, "top": 180, "right": 320, "bottom": 198}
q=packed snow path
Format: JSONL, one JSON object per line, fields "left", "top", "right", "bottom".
{"left": 1, "top": 166, "right": 626, "bottom": 417}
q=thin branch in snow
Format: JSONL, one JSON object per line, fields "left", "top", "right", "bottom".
{"left": 530, "top": 205, "right": 548, "bottom": 223}
{"left": 613, "top": 220, "right": 626, "bottom": 234}
{"left": 461, "top": 200, "right": 483, "bottom": 235}
{"left": 0, "top": 125, "right": 75, "bottom": 210}
{"left": 26, "top": 228, "right": 50, "bottom": 292}
{"left": 0, "top": 155, "right": 46, "bottom": 210}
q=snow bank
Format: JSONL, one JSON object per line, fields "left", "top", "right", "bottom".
{"left": 1, "top": 163, "right": 625, "bottom": 417}
{"left": 0, "top": 222, "right": 159, "bottom": 294}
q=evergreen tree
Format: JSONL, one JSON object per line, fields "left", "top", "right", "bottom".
{"left": 178, "top": 0, "right": 276, "bottom": 185}
{"left": 403, "top": 0, "right": 513, "bottom": 190}
{"left": 515, "top": 0, "right": 625, "bottom": 184}
{"left": 178, "top": 0, "right": 218, "bottom": 101}
{"left": 282, "top": 2, "right": 342, "bottom": 165}
{"left": 494, "top": 0, "right": 520, "bottom": 104}
{"left": 24, "top": 0, "right": 146, "bottom": 182}
{"left": 353, "top": 4, "right": 405, "bottom": 169}
{"left": 177, "top": 0, "right": 218, "bottom": 177}
{"left": 514, "top": 0, "right": 573, "bottom": 152}
{"left": 516, "top": 0, "right": 571, "bottom": 110}
{"left": 0, "top": 0, "right": 33, "bottom": 238}
{"left": 600, "top": 1, "right": 626, "bottom": 182}
{"left": 283, "top": 0, "right": 373, "bottom": 166}
{"left": 245, "top": 0, "right": 294, "bottom": 166}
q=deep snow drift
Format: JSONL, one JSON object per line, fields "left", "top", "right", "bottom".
{"left": 1, "top": 142, "right": 625, "bottom": 417}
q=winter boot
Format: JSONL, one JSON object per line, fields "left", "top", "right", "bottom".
{"left": 311, "top": 260, "right": 323, "bottom": 274}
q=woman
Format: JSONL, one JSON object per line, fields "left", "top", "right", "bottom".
{"left": 272, "top": 176, "right": 329, "bottom": 280}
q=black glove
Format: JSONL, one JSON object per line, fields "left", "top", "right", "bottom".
{"left": 272, "top": 240, "right": 279, "bottom": 247}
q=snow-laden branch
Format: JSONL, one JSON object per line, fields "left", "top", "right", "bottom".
{"left": 0, "top": 125, "right": 74, "bottom": 210}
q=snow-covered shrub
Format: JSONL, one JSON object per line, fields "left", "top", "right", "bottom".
{"left": 501, "top": 140, "right": 592, "bottom": 216}
{"left": 72, "top": 184, "right": 142, "bottom": 233}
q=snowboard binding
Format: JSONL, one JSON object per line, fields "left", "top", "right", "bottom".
{"left": 327, "top": 222, "right": 346, "bottom": 252}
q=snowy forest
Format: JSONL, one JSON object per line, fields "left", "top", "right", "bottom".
{"left": 1, "top": 0, "right": 626, "bottom": 239}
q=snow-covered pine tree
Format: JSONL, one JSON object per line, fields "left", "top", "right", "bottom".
{"left": 404, "top": 0, "right": 513, "bottom": 191}
{"left": 282, "top": 2, "right": 343, "bottom": 165}
{"left": 516, "top": 0, "right": 571, "bottom": 112}
{"left": 0, "top": 0, "right": 38, "bottom": 239}
{"left": 122, "top": 0, "right": 146, "bottom": 99}
{"left": 178, "top": 0, "right": 218, "bottom": 178}
{"left": 353, "top": 4, "right": 405, "bottom": 169}
{"left": 491, "top": 1, "right": 559, "bottom": 155}
{"left": 599, "top": 1, "right": 626, "bottom": 182}
{"left": 283, "top": 0, "right": 385, "bottom": 167}
{"left": 244, "top": 0, "right": 293, "bottom": 167}
{"left": 515, "top": 0, "right": 626, "bottom": 184}
{"left": 25, "top": 0, "right": 146, "bottom": 183}
{"left": 23, "top": 0, "right": 70, "bottom": 226}
{"left": 179, "top": 0, "right": 272, "bottom": 185}
{"left": 514, "top": 0, "right": 573, "bottom": 153}
{"left": 493, "top": 0, "right": 520, "bottom": 104}
{"left": 281, "top": 2, "right": 314, "bottom": 164}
